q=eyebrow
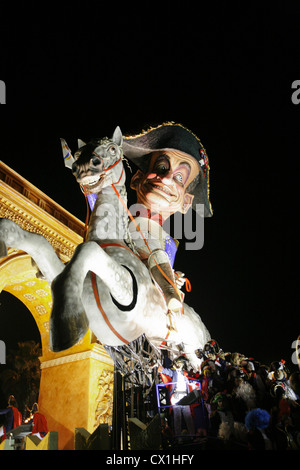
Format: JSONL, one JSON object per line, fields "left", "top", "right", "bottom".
{"left": 154, "top": 154, "right": 169, "bottom": 164}
{"left": 175, "top": 162, "right": 191, "bottom": 171}
{"left": 174, "top": 163, "right": 191, "bottom": 185}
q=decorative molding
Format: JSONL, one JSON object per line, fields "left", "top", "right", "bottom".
{"left": 94, "top": 369, "right": 114, "bottom": 428}
{"left": 0, "top": 195, "right": 76, "bottom": 262}
{"left": 0, "top": 161, "right": 85, "bottom": 235}
{"left": 0, "top": 161, "right": 85, "bottom": 262}
{"left": 40, "top": 346, "right": 114, "bottom": 369}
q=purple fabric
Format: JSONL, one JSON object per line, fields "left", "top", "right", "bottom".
{"left": 164, "top": 235, "right": 177, "bottom": 268}
{"left": 87, "top": 193, "right": 97, "bottom": 211}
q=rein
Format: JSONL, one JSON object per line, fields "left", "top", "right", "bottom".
{"left": 81, "top": 156, "right": 123, "bottom": 240}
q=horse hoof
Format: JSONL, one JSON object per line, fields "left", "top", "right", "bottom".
{"left": 49, "top": 273, "right": 90, "bottom": 352}
{"left": 50, "top": 303, "right": 89, "bottom": 352}
{"left": 49, "top": 284, "right": 89, "bottom": 351}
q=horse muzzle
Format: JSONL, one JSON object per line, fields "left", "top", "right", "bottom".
{"left": 77, "top": 171, "right": 107, "bottom": 193}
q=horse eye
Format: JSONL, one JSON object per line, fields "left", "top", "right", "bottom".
{"left": 108, "top": 145, "right": 117, "bottom": 155}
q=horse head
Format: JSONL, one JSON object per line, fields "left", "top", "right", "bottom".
{"left": 61, "top": 126, "right": 124, "bottom": 195}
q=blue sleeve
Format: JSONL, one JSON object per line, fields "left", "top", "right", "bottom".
{"left": 161, "top": 367, "right": 175, "bottom": 379}
{"left": 0, "top": 407, "right": 13, "bottom": 432}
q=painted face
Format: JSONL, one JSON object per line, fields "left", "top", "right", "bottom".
{"left": 130, "top": 150, "right": 200, "bottom": 217}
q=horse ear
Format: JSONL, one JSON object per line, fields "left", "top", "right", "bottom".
{"left": 77, "top": 139, "right": 86, "bottom": 149}
{"left": 112, "top": 126, "right": 123, "bottom": 146}
{"left": 60, "top": 138, "right": 75, "bottom": 170}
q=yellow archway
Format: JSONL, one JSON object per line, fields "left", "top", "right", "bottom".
{"left": 0, "top": 162, "right": 114, "bottom": 449}
{"left": 1, "top": 252, "right": 51, "bottom": 356}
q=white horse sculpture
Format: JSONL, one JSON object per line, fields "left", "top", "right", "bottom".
{"left": 0, "top": 127, "right": 210, "bottom": 372}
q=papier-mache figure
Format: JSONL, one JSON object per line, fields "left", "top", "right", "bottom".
{"left": 123, "top": 122, "right": 212, "bottom": 328}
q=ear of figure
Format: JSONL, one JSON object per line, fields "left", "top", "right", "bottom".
{"left": 60, "top": 138, "right": 75, "bottom": 170}
{"left": 181, "top": 193, "right": 194, "bottom": 214}
{"left": 112, "top": 126, "right": 123, "bottom": 146}
{"left": 77, "top": 139, "right": 86, "bottom": 149}
{"left": 129, "top": 169, "right": 144, "bottom": 190}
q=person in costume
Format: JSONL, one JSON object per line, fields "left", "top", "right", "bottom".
{"left": 209, "top": 392, "right": 235, "bottom": 440}
{"left": 158, "top": 355, "right": 195, "bottom": 441}
{"left": 7, "top": 395, "right": 22, "bottom": 428}
{"left": 123, "top": 122, "right": 212, "bottom": 328}
{"left": 245, "top": 408, "right": 272, "bottom": 450}
{"left": 0, "top": 395, "right": 22, "bottom": 441}
{"left": 30, "top": 402, "right": 48, "bottom": 439}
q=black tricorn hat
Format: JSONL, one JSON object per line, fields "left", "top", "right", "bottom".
{"left": 123, "top": 122, "right": 213, "bottom": 217}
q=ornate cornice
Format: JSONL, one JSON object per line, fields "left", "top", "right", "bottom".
{"left": 40, "top": 345, "right": 114, "bottom": 369}
{"left": 0, "top": 161, "right": 85, "bottom": 262}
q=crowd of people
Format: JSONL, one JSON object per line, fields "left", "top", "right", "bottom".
{"left": 158, "top": 340, "right": 300, "bottom": 450}
{"left": 1, "top": 343, "right": 299, "bottom": 451}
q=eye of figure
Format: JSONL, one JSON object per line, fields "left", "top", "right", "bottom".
{"left": 156, "top": 163, "right": 167, "bottom": 173}
{"left": 153, "top": 156, "right": 170, "bottom": 175}
{"left": 108, "top": 145, "right": 117, "bottom": 155}
{"left": 174, "top": 173, "right": 183, "bottom": 184}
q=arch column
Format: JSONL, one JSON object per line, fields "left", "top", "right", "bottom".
{"left": 39, "top": 344, "right": 114, "bottom": 450}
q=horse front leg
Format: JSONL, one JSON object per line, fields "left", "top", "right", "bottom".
{"left": 50, "top": 241, "right": 133, "bottom": 352}
{"left": 0, "top": 218, "right": 64, "bottom": 284}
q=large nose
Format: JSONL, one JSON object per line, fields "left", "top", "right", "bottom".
{"left": 90, "top": 155, "right": 102, "bottom": 167}
{"left": 160, "top": 171, "right": 173, "bottom": 184}
{"left": 147, "top": 168, "right": 173, "bottom": 182}
{"left": 72, "top": 154, "right": 102, "bottom": 178}
{"left": 74, "top": 155, "right": 102, "bottom": 171}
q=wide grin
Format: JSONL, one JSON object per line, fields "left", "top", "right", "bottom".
{"left": 147, "top": 181, "right": 176, "bottom": 198}
{"left": 79, "top": 172, "right": 105, "bottom": 191}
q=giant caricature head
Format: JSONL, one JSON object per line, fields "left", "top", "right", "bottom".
{"left": 123, "top": 122, "right": 213, "bottom": 219}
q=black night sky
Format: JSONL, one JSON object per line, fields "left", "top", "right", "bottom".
{"left": 0, "top": 3, "right": 299, "bottom": 370}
